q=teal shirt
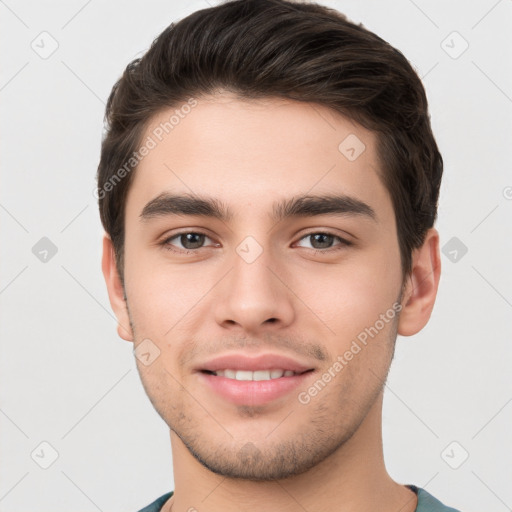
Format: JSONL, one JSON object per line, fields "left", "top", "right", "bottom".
{"left": 137, "top": 485, "right": 462, "bottom": 511}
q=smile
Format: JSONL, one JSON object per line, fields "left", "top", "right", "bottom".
{"left": 204, "top": 369, "right": 301, "bottom": 380}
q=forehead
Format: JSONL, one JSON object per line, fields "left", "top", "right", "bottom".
{"left": 126, "top": 92, "right": 392, "bottom": 221}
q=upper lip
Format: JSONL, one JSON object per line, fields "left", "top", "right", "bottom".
{"left": 196, "top": 353, "right": 315, "bottom": 373}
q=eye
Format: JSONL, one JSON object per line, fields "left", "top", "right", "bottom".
{"left": 295, "top": 232, "right": 351, "bottom": 252}
{"left": 162, "top": 231, "right": 217, "bottom": 253}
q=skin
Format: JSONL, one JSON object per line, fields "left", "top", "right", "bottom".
{"left": 102, "top": 91, "right": 441, "bottom": 512}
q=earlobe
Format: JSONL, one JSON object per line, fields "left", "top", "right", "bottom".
{"left": 116, "top": 322, "right": 134, "bottom": 342}
{"left": 101, "top": 234, "right": 134, "bottom": 342}
{"left": 397, "top": 228, "right": 441, "bottom": 337}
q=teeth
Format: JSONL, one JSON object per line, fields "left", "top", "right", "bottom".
{"left": 253, "top": 370, "right": 270, "bottom": 381}
{"left": 236, "top": 370, "right": 253, "bottom": 381}
{"left": 212, "top": 369, "right": 297, "bottom": 380}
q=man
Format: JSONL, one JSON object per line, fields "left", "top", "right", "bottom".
{"left": 97, "top": 0, "right": 460, "bottom": 510}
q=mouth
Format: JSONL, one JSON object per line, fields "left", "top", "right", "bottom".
{"left": 201, "top": 368, "right": 311, "bottom": 380}
{"left": 196, "top": 353, "right": 316, "bottom": 406}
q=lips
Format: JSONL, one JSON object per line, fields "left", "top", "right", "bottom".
{"left": 209, "top": 369, "right": 299, "bottom": 380}
{"left": 197, "top": 353, "right": 314, "bottom": 374}
{"left": 195, "top": 353, "right": 315, "bottom": 406}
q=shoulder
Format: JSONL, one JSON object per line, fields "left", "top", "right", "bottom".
{"left": 409, "top": 485, "right": 462, "bottom": 512}
{"left": 136, "top": 491, "right": 174, "bottom": 512}
{"left": 136, "top": 488, "right": 462, "bottom": 512}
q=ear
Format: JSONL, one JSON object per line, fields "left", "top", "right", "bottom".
{"left": 398, "top": 228, "right": 441, "bottom": 336}
{"left": 101, "top": 234, "right": 134, "bottom": 342}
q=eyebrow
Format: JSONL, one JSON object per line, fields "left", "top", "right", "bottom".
{"left": 139, "top": 192, "right": 376, "bottom": 224}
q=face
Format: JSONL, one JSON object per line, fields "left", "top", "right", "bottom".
{"left": 113, "top": 92, "right": 408, "bottom": 479}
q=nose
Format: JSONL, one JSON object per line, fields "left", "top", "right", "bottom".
{"left": 213, "top": 245, "right": 295, "bottom": 334}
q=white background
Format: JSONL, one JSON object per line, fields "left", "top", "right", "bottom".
{"left": 1, "top": 1, "right": 511, "bottom": 511}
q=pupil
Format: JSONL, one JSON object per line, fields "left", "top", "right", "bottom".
{"left": 311, "top": 233, "right": 333, "bottom": 249}
{"left": 182, "top": 233, "right": 204, "bottom": 249}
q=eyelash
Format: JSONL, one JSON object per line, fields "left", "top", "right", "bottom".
{"left": 160, "top": 230, "right": 352, "bottom": 255}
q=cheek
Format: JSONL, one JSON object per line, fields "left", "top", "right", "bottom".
{"left": 124, "top": 245, "right": 212, "bottom": 334}
{"left": 294, "top": 253, "right": 401, "bottom": 344}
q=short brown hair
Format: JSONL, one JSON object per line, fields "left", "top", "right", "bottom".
{"left": 96, "top": 0, "right": 443, "bottom": 284}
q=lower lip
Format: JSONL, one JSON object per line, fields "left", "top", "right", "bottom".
{"left": 198, "top": 371, "right": 313, "bottom": 406}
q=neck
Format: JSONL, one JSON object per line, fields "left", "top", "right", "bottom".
{"left": 165, "top": 393, "right": 417, "bottom": 512}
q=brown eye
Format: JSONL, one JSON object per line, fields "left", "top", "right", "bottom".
{"left": 309, "top": 233, "right": 335, "bottom": 249}
{"left": 163, "top": 231, "right": 216, "bottom": 253}
{"left": 296, "top": 232, "right": 350, "bottom": 251}
{"left": 177, "top": 233, "right": 206, "bottom": 250}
